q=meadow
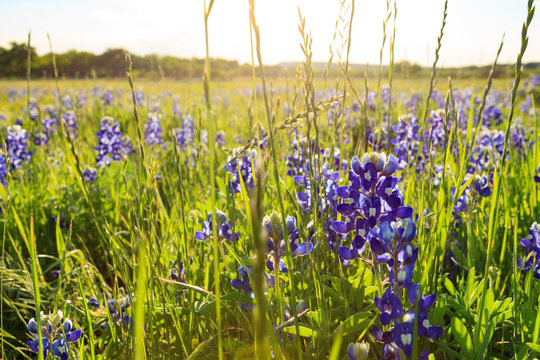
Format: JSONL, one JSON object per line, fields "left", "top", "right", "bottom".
{"left": 1, "top": 1, "right": 540, "bottom": 359}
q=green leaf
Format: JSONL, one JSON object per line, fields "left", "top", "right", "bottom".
{"left": 332, "top": 312, "right": 372, "bottom": 337}
{"left": 526, "top": 342, "right": 540, "bottom": 353}
{"left": 282, "top": 325, "right": 320, "bottom": 339}
{"left": 451, "top": 317, "right": 474, "bottom": 358}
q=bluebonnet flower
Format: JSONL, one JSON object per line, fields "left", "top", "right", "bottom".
{"left": 94, "top": 117, "right": 134, "bottom": 168}
{"left": 286, "top": 134, "right": 314, "bottom": 178}
{"left": 374, "top": 288, "right": 404, "bottom": 325}
{"left": 173, "top": 99, "right": 182, "bottom": 117}
{"left": 532, "top": 74, "right": 540, "bottom": 89}
{"left": 509, "top": 120, "right": 531, "bottom": 154}
{"left": 247, "top": 136, "right": 267, "bottom": 150}
{"left": 51, "top": 214, "right": 69, "bottom": 229}
{"left": 83, "top": 168, "right": 97, "bottom": 182}
{"left": 26, "top": 100, "right": 40, "bottom": 122}
{"left": 0, "top": 114, "right": 6, "bottom": 122}
{"left": 88, "top": 289, "right": 131, "bottom": 329}
{"left": 0, "top": 151, "right": 7, "bottom": 185}
{"left": 334, "top": 151, "right": 442, "bottom": 356}
{"left": 226, "top": 148, "right": 256, "bottom": 194}
{"left": 216, "top": 131, "right": 226, "bottom": 147}
{"left": 33, "top": 115, "right": 57, "bottom": 146}
{"left": 520, "top": 96, "right": 532, "bottom": 115}
{"left": 171, "top": 256, "right": 192, "bottom": 282}
{"left": 6, "top": 125, "right": 32, "bottom": 169}
{"left": 517, "top": 222, "right": 540, "bottom": 280}
{"left": 231, "top": 266, "right": 252, "bottom": 293}
{"left": 346, "top": 341, "right": 370, "bottom": 360}
{"left": 473, "top": 174, "right": 491, "bottom": 197}
{"left": 231, "top": 266, "right": 257, "bottom": 311}
{"left": 391, "top": 115, "right": 422, "bottom": 171}
{"left": 195, "top": 210, "right": 239, "bottom": 242}
{"left": 27, "top": 309, "right": 82, "bottom": 360}
{"left": 61, "top": 94, "right": 73, "bottom": 109}
{"left": 263, "top": 211, "right": 313, "bottom": 258}
{"left": 135, "top": 89, "right": 144, "bottom": 107}
{"left": 144, "top": 113, "right": 164, "bottom": 146}
{"left": 535, "top": 165, "right": 540, "bottom": 183}
{"left": 469, "top": 131, "right": 505, "bottom": 173}
{"left": 101, "top": 89, "right": 114, "bottom": 106}
{"left": 62, "top": 111, "right": 78, "bottom": 138}
{"left": 295, "top": 164, "right": 339, "bottom": 216}
{"left": 331, "top": 152, "right": 412, "bottom": 263}
{"left": 483, "top": 103, "right": 503, "bottom": 126}
{"left": 174, "top": 115, "right": 195, "bottom": 150}
{"left": 76, "top": 92, "right": 87, "bottom": 108}
{"left": 33, "top": 131, "right": 48, "bottom": 146}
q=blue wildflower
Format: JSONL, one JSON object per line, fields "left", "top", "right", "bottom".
{"left": 144, "top": 113, "right": 164, "bottom": 146}
{"left": 195, "top": 210, "right": 239, "bottom": 242}
{"left": 94, "top": 117, "right": 134, "bottom": 168}
{"left": 27, "top": 310, "right": 81, "bottom": 360}
{"left": 6, "top": 125, "right": 32, "bottom": 169}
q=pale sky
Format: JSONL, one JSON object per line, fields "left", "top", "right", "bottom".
{"left": 0, "top": 0, "right": 538, "bottom": 67}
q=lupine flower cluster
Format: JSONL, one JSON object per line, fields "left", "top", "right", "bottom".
{"left": 450, "top": 173, "right": 492, "bottom": 221}
{"left": 517, "top": 222, "right": 540, "bottom": 280}
{"left": 286, "top": 134, "right": 310, "bottom": 177}
{"left": 230, "top": 211, "right": 312, "bottom": 307}
{"left": 135, "top": 89, "right": 144, "bottom": 107}
{"left": 61, "top": 94, "right": 73, "bottom": 109}
{"left": 391, "top": 114, "right": 423, "bottom": 171}
{"left": 331, "top": 152, "right": 411, "bottom": 263}
{"left": 216, "top": 130, "right": 226, "bottom": 147}
{"left": 0, "top": 150, "right": 6, "bottom": 185}
{"left": 101, "top": 89, "right": 114, "bottom": 106}
{"left": 246, "top": 136, "right": 268, "bottom": 150}
{"left": 94, "top": 117, "right": 134, "bottom": 168}
{"left": 27, "top": 309, "right": 82, "bottom": 360}
{"left": 171, "top": 255, "right": 192, "bottom": 282}
{"left": 144, "top": 113, "right": 164, "bottom": 146}
{"left": 469, "top": 131, "right": 505, "bottom": 173}
{"left": 6, "top": 125, "right": 32, "bottom": 169}
{"left": 328, "top": 151, "right": 441, "bottom": 357}
{"left": 226, "top": 148, "right": 256, "bottom": 194}
{"left": 62, "top": 111, "right": 78, "bottom": 138}
{"left": 174, "top": 115, "right": 195, "bottom": 150}
{"left": 88, "top": 289, "right": 132, "bottom": 329}
{"left": 195, "top": 210, "right": 239, "bottom": 242}
{"left": 83, "top": 168, "right": 97, "bottom": 182}
{"left": 34, "top": 114, "right": 57, "bottom": 146}
{"left": 263, "top": 211, "right": 313, "bottom": 259}
{"left": 26, "top": 100, "right": 40, "bottom": 122}
{"left": 295, "top": 164, "right": 339, "bottom": 216}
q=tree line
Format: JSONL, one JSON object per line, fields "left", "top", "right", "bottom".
{"left": 1, "top": 41, "right": 538, "bottom": 80}
{"left": 0, "top": 42, "right": 259, "bottom": 80}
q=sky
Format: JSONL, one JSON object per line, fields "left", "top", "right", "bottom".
{"left": 0, "top": 0, "right": 538, "bottom": 67}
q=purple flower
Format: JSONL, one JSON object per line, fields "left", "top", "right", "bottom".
{"left": 144, "top": 113, "right": 164, "bottom": 146}
{"left": 374, "top": 288, "right": 404, "bottom": 325}
{"left": 6, "top": 125, "right": 31, "bottom": 168}
{"left": 94, "top": 117, "right": 134, "bottom": 168}
{"left": 195, "top": 211, "right": 239, "bottom": 242}
{"left": 231, "top": 266, "right": 252, "bottom": 293}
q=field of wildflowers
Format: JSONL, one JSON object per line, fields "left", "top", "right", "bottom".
{"left": 0, "top": 0, "right": 539, "bottom": 359}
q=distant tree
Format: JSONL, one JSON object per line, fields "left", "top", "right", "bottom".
{"left": 0, "top": 42, "right": 36, "bottom": 77}
{"left": 95, "top": 49, "right": 127, "bottom": 77}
